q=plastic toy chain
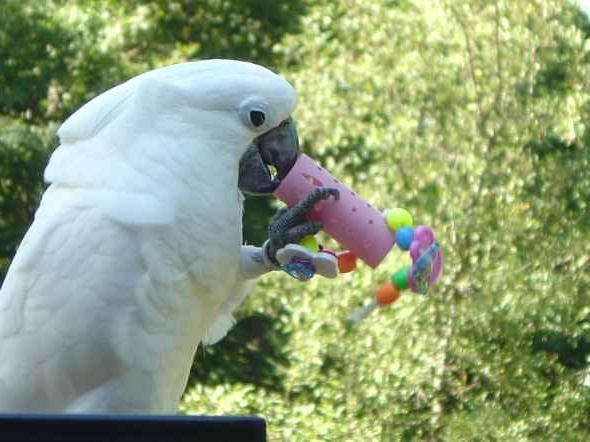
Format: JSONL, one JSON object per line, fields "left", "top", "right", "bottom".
{"left": 285, "top": 207, "right": 443, "bottom": 322}
{"left": 271, "top": 154, "right": 442, "bottom": 320}
{"left": 347, "top": 208, "right": 442, "bottom": 323}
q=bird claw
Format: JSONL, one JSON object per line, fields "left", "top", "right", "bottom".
{"left": 291, "top": 187, "right": 340, "bottom": 217}
{"left": 265, "top": 187, "right": 340, "bottom": 264}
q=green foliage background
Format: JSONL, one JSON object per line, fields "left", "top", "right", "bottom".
{"left": 1, "top": 0, "right": 589, "bottom": 440}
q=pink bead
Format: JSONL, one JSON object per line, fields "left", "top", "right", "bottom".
{"left": 413, "top": 225, "right": 435, "bottom": 246}
{"left": 409, "top": 239, "right": 422, "bottom": 261}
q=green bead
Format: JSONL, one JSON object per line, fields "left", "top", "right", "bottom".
{"left": 385, "top": 208, "right": 413, "bottom": 231}
{"left": 299, "top": 235, "right": 319, "bottom": 252}
{"left": 391, "top": 266, "right": 410, "bottom": 290}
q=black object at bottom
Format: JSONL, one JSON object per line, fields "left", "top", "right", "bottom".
{"left": 0, "top": 414, "right": 266, "bottom": 442}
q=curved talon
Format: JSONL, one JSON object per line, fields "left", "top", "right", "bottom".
{"left": 265, "top": 188, "right": 339, "bottom": 264}
{"left": 269, "top": 206, "right": 290, "bottom": 224}
{"left": 291, "top": 187, "right": 340, "bottom": 218}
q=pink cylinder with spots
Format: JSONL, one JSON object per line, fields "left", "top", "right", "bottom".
{"left": 274, "top": 154, "right": 395, "bottom": 268}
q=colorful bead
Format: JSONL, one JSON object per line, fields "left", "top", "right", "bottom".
{"left": 395, "top": 227, "right": 414, "bottom": 251}
{"left": 375, "top": 282, "right": 401, "bottom": 306}
{"left": 337, "top": 250, "right": 357, "bottom": 273}
{"left": 298, "top": 235, "right": 319, "bottom": 252}
{"left": 413, "top": 225, "right": 434, "bottom": 246}
{"left": 391, "top": 266, "right": 410, "bottom": 290}
{"left": 385, "top": 208, "right": 413, "bottom": 231}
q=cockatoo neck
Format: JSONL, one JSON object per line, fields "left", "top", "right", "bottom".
{"left": 107, "top": 112, "right": 247, "bottom": 197}
{"left": 166, "top": 133, "right": 243, "bottom": 196}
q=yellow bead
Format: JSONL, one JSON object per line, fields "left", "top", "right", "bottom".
{"left": 385, "top": 208, "right": 413, "bottom": 231}
{"left": 299, "top": 235, "right": 319, "bottom": 252}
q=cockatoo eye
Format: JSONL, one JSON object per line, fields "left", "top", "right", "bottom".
{"left": 238, "top": 98, "right": 269, "bottom": 131}
{"left": 249, "top": 110, "right": 266, "bottom": 127}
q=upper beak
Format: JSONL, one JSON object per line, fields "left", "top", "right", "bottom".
{"left": 238, "top": 117, "right": 299, "bottom": 195}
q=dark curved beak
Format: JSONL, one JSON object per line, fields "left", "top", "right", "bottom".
{"left": 238, "top": 117, "right": 299, "bottom": 195}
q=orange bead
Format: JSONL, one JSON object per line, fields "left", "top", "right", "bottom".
{"left": 375, "top": 282, "right": 401, "bottom": 306}
{"left": 337, "top": 251, "right": 357, "bottom": 273}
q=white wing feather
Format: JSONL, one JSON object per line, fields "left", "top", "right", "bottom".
{"left": 0, "top": 186, "right": 234, "bottom": 411}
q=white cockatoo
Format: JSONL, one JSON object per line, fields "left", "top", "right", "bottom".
{"left": 0, "top": 60, "right": 338, "bottom": 413}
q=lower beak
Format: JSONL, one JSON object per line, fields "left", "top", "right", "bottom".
{"left": 238, "top": 117, "right": 299, "bottom": 195}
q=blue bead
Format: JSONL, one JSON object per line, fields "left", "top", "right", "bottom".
{"left": 395, "top": 227, "right": 414, "bottom": 251}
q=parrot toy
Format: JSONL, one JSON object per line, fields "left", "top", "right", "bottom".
{"left": 0, "top": 60, "right": 338, "bottom": 413}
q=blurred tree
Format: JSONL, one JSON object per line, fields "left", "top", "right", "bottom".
{"left": 0, "top": 119, "right": 54, "bottom": 280}
{"left": 1, "top": 0, "right": 589, "bottom": 440}
{"left": 0, "top": 1, "right": 73, "bottom": 120}
{"left": 184, "top": 0, "right": 590, "bottom": 440}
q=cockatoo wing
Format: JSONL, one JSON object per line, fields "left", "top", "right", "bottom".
{"left": 0, "top": 186, "right": 207, "bottom": 412}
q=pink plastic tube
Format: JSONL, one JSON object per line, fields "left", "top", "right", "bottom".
{"left": 274, "top": 154, "right": 395, "bottom": 268}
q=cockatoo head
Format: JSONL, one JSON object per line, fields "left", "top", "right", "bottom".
{"left": 53, "top": 59, "right": 299, "bottom": 196}
{"left": 144, "top": 59, "right": 300, "bottom": 196}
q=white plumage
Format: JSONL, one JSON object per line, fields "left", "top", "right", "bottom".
{"left": 0, "top": 60, "right": 296, "bottom": 412}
